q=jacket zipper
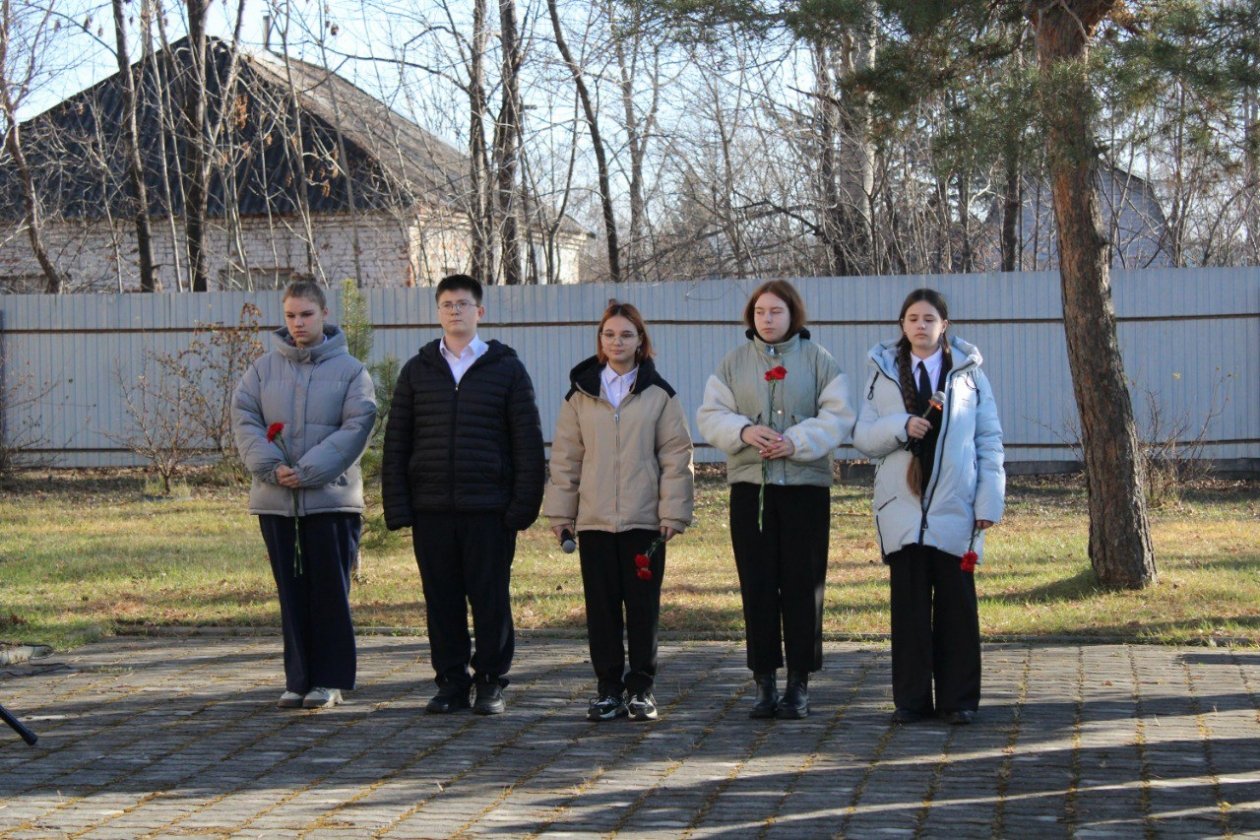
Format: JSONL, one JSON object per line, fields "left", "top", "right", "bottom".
{"left": 613, "top": 397, "right": 622, "bottom": 529}
{"left": 918, "top": 366, "right": 964, "bottom": 543}
{"left": 448, "top": 379, "right": 459, "bottom": 510}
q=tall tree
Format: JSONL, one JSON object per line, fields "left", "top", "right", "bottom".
{"left": 111, "top": 0, "right": 157, "bottom": 292}
{"left": 548, "top": 0, "right": 622, "bottom": 281}
{"left": 0, "top": 0, "right": 65, "bottom": 292}
{"left": 468, "top": 0, "right": 493, "bottom": 282}
{"left": 495, "top": 0, "right": 524, "bottom": 285}
{"left": 1027, "top": 0, "right": 1154, "bottom": 587}
{"left": 182, "top": 0, "right": 210, "bottom": 291}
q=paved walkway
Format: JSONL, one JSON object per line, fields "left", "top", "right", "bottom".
{"left": 3, "top": 635, "right": 1259, "bottom": 839}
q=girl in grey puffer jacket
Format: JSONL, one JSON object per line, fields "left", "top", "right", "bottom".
{"left": 853, "top": 288, "right": 1004, "bottom": 727}
{"left": 232, "top": 281, "right": 376, "bottom": 711}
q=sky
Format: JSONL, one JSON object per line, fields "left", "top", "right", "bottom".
{"left": 19, "top": 0, "right": 410, "bottom": 122}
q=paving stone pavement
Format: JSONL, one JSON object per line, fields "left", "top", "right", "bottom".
{"left": 3, "top": 634, "right": 1260, "bottom": 839}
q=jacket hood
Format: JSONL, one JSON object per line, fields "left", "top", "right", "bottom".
{"left": 867, "top": 334, "right": 982, "bottom": 381}
{"left": 744, "top": 327, "right": 811, "bottom": 350}
{"left": 272, "top": 325, "right": 348, "bottom": 363}
{"left": 568, "top": 355, "right": 664, "bottom": 399}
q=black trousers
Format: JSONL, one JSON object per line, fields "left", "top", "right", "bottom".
{"left": 729, "top": 482, "right": 830, "bottom": 674}
{"left": 412, "top": 512, "right": 516, "bottom": 689}
{"left": 259, "top": 513, "right": 361, "bottom": 694}
{"left": 578, "top": 529, "right": 665, "bottom": 697}
{"left": 887, "top": 544, "right": 981, "bottom": 714}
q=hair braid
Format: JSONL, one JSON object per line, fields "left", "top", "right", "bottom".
{"left": 895, "top": 337, "right": 918, "bottom": 413}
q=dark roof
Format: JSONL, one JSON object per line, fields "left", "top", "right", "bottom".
{"left": 0, "top": 37, "right": 471, "bottom": 221}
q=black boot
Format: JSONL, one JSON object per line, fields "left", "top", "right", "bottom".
{"left": 776, "top": 671, "right": 809, "bottom": 719}
{"left": 749, "top": 672, "right": 778, "bottom": 719}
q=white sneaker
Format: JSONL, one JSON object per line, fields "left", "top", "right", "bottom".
{"left": 277, "top": 691, "right": 304, "bottom": 709}
{"left": 302, "top": 687, "right": 343, "bottom": 709}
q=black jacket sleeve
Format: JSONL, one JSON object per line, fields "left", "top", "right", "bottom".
{"left": 502, "top": 362, "right": 546, "bottom": 531}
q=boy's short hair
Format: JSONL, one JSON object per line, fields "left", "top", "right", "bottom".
{"left": 436, "top": 273, "right": 482, "bottom": 304}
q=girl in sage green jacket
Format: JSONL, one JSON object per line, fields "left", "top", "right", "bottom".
{"left": 697, "top": 280, "right": 854, "bottom": 720}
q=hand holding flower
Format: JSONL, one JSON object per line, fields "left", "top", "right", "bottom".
{"left": 761, "top": 435, "right": 795, "bottom": 460}
{"left": 633, "top": 535, "right": 668, "bottom": 582}
{"left": 960, "top": 524, "right": 987, "bottom": 573}
{"left": 265, "top": 422, "right": 303, "bottom": 576}
{"left": 758, "top": 364, "right": 788, "bottom": 530}
{"left": 275, "top": 464, "right": 301, "bottom": 489}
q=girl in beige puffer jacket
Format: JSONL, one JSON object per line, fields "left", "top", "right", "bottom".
{"left": 544, "top": 302, "right": 694, "bottom": 723}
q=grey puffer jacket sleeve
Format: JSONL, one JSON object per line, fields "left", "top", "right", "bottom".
{"left": 232, "top": 325, "right": 377, "bottom": 516}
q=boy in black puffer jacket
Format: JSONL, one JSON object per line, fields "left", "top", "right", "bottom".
{"left": 381, "top": 274, "right": 545, "bottom": 716}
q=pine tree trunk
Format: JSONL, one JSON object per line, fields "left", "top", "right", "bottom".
{"left": 1031, "top": 0, "right": 1156, "bottom": 588}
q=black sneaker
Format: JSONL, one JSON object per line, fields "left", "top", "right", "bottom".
{"left": 627, "top": 691, "right": 658, "bottom": 721}
{"left": 474, "top": 682, "right": 506, "bottom": 715}
{"left": 587, "top": 694, "right": 628, "bottom": 721}
{"left": 425, "top": 683, "right": 471, "bottom": 714}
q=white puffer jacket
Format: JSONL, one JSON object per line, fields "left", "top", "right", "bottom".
{"left": 853, "top": 335, "right": 1005, "bottom": 561}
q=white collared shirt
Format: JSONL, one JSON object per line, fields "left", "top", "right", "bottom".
{"left": 440, "top": 334, "right": 489, "bottom": 384}
{"left": 601, "top": 364, "right": 638, "bottom": 409}
{"left": 913, "top": 347, "right": 944, "bottom": 393}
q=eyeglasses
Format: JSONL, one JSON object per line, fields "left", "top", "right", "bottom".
{"left": 438, "top": 301, "right": 477, "bottom": 313}
{"left": 600, "top": 331, "right": 640, "bottom": 344}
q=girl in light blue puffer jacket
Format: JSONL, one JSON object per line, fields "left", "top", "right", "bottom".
{"left": 854, "top": 288, "right": 1004, "bottom": 727}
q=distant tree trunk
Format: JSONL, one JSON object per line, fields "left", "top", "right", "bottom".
{"left": 1001, "top": 149, "right": 1021, "bottom": 271}
{"left": 956, "top": 171, "right": 973, "bottom": 272}
{"left": 468, "top": 0, "right": 492, "bottom": 283}
{"left": 608, "top": 0, "right": 661, "bottom": 280}
{"left": 834, "top": 12, "right": 876, "bottom": 273}
{"left": 813, "top": 42, "right": 850, "bottom": 275}
{"left": 1242, "top": 85, "right": 1258, "bottom": 263}
{"left": 1030, "top": 0, "right": 1156, "bottom": 588}
{"left": 548, "top": 0, "right": 621, "bottom": 282}
{"left": 0, "top": 0, "right": 64, "bottom": 293}
{"left": 495, "top": 0, "right": 523, "bottom": 285}
{"left": 144, "top": 0, "right": 186, "bottom": 290}
{"left": 2, "top": 121, "right": 63, "bottom": 293}
{"left": 274, "top": 11, "right": 322, "bottom": 283}
{"left": 315, "top": 9, "right": 364, "bottom": 288}
{"left": 183, "top": 0, "right": 210, "bottom": 291}
{"left": 112, "top": 0, "right": 157, "bottom": 292}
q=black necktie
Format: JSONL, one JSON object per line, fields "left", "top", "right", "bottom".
{"left": 917, "top": 362, "right": 931, "bottom": 409}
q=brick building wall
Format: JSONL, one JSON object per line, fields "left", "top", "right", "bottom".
{"left": 0, "top": 208, "right": 584, "bottom": 292}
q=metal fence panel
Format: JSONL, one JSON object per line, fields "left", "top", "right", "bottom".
{"left": 1, "top": 268, "right": 1256, "bottom": 468}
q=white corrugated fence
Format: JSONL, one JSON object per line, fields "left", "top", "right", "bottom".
{"left": 1, "top": 268, "right": 1256, "bottom": 469}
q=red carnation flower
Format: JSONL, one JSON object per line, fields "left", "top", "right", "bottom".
{"left": 960, "top": 550, "right": 978, "bottom": 573}
{"left": 634, "top": 537, "right": 667, "bottom": 583}
{"left": 764, "top": 365, "right": 787, "bottom": 382}
{"left": 266, "top": 422, "right": 284, "bottom": 442}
